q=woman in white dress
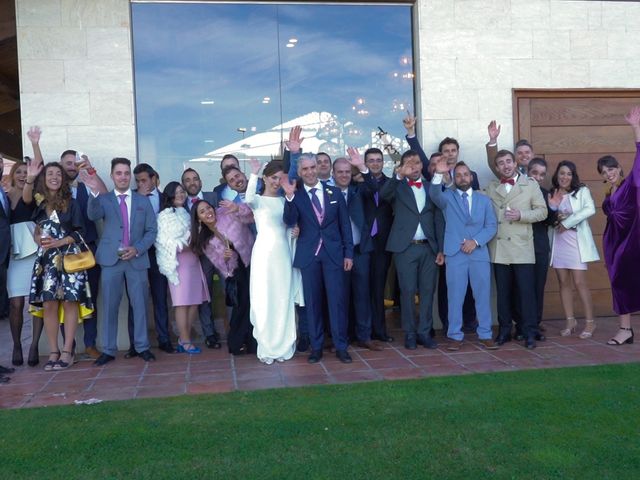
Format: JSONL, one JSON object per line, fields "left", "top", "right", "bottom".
{"left": 245, "top": 159, "right": 301, "bottom": 364}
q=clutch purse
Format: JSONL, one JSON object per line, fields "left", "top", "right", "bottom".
{"left": 63, "top": 233, "right": 96, "bottom": 273}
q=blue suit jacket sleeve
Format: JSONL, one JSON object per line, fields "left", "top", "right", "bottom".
{"left": 406, "top": 134, "right": 432, "bottom": 182}
{"left": 475, "top": 197, "right": 497, "bottom": 247}
{"left": 287, "top": 152, "right": 301, "bottom": 181}
{"left": 428, "top": 181, "right": 447, "bottom": 211}
{"left": 87, "top": 193, "right": 104, "bottom": 221}
{"left": 283, "top": 196, "right": 299, "bottom": 227}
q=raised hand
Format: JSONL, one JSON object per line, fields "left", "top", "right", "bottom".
{"left": 281, "top": 176, "right": 297, "bottom": 199}
{"left": 395, "top": 161, "right": 414, "bottom": 180}
{"left": 26, "top": 126, "right": 42, "bottom": 144}
{"left": 624, "top": 106, "right": 640, "bottom": 128}
{"left": 548, "top": 189, "right": 563, "bottom": 208}
{"left": 285, "top": 125, "right": 304, "bottom": 154}
{"left": 249, "top": 158, "right": 262, "bottom": 175}
{"left": 79, "top": 169, "right": 100, "bottom": 193}
{"left": 434, "top": 155, "right": 448, "bottom": 174}
{"left": 487, "top": 120, "right": 501, "bottom": 143}
{"left": 26, "top": 155, "right": 43, "bottom": 179}
{"left": 402, "top": 112, "right": 416, "bottom": 136}
{"left": 346, "top": 146, "right": 366, "bottom": 171}
{"left": 219, "top": 200, "right": 239, "bottom": 213}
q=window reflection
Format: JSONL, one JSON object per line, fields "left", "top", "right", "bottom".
{"left": 131, "top": 2, "right": 415, "bottom": 188}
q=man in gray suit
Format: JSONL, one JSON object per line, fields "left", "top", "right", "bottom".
{"left": 86, "top": 158, "right": 158, "bottom": 365}
{"left": 381, "top": 150, "right": 444, "bottom": 350}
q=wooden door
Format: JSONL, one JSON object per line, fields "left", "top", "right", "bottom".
{"left": 513, "top": 89, "right": 640, "bottom": 319}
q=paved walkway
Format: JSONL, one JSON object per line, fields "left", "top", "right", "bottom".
{"left": 1, "top": 315, "right": 638, "bottom": 409}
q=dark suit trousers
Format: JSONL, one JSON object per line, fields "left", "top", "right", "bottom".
{"left": 301, "top": 247, "right": 348, "bottom": 352}
{"left": 369, "top": 235, "right": 392, "bottom": 339}
{"left": 394, "top": 243, "right": 437, "bottom": 336}
{"left": 438, "top": 264, "right": 477, "bottom": 332}
{"left": 345, "top": 246, "right": 372, "bottom": 343}
{"left": 534, "top": 250, "right": 550, "bottom": 325}
{"left": 494, "top": 263, "right": 538, "bottom": 338}
{"left": 82, "top": 241, "right": 100, "bottom": 348}
{"left": 127, "top": 247, "right": 169, "bottom": 345}
{"left": 0, "top": 261, "right": 8, "bottom": 317}
{"left": 227, "top": 261, "right": 255, "bottom": 354}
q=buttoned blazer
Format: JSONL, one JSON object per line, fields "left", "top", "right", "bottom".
{"left": 484, "top": 175, "right": 547, "bottom": 264}
{"left": 429, "top": 183, "right": 497, "bottom": 263}
{"left": 283, "top": 184, "right": 354, "bottom": 269}
{"left": 549, "top": 186, "right": 600, "bottom": 263}
{"left": 359, "top": 172, "right": 394, "bottom": 245}
{"left": 87, "top": 191, "right": 157, "bottom": 268}
{"left": 380, "top": 175, "right": 444, "bottom": 255}
{"left": 345, "top": 185, "right": 374, "bottom": 254}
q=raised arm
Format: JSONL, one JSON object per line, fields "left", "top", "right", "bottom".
{"left": 486, "top": 120, "right": 501, "bottom": 178}
{"left": 428, "top": 155, "right": 449, "bottom": 210}
{"left": 624, "top": 106, "right": 640, "bottom": 186}
{"left": 78, "top": 155, "right": 108, "bottom": 194}
{"left": 245, "top": 159, "right": 261, "bottom": 207}
{"left": 23, "top": 144, "right": 43, "bottom": 204}
{"left": 87, "top": 193, "right": 105, "bottom": 221}
{"left": 403, "top": 113, "right": 430, "bottom": 180}
{"left": 285, "top": 125, "right": 303, "bottom": 181}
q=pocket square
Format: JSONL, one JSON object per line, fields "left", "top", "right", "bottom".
{"left": 330, "top": 200, "right": 337, "bottom": 204}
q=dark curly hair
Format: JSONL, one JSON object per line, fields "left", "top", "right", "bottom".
{"left": 551, "top": 160, "right": 584, "bottom": 197}
{"left": 34, "top": 162, "right": 72, "bottom": 212}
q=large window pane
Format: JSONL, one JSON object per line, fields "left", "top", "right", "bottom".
{"left": 131, "top": 2, "right": 414, "bottom": 188}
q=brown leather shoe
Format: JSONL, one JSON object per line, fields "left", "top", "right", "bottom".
{"left": 357, "top": 340, "right": 384, "bottom": 351}
{"left": 479, "top": 339, "right": 499, "bottom": 350}
{"left": 84, "top": 346, "right": 102, "bottom": 359}
{"left": 446, "top": 340, "right": 463, "bottom": 351}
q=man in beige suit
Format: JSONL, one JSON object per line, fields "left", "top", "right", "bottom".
{"left": 485, "top": 149, "right": 547, "bottom": 348}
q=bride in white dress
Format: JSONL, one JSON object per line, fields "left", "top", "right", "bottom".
{"left": 246, "top": 159, "right": 302, "bottom": 364}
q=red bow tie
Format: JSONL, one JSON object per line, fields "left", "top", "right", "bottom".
{"left": 500, "top": 178, "right": 515, "bottom": 186}
{"left": 408, "top": 180, "right": 422, "bottom": 189}
{"left": 191, "top": 197, "right": 199, "bottom": 205}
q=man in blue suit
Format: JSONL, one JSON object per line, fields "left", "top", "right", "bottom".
{"left": 282, "top": 153, "right": 354, "bottom": 364}
{"left": 429, "top": 158, "right": 498, "bottom": 350}
{"left": 86, "top": 158, "right": 158, "bottom": 365}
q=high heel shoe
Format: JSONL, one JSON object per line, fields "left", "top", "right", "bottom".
{"left": 44, "top": 351, "right": 60, "bottom": 372}
{"left": 560, "top": 317, "right": 577, "bottom": 337}
{"left": 607, "top": 327, "right": 634, "bottom": 345}
{"left": 53, "top": 350, "right": 75, "bottom": 371}
{"left": 176, "top": 341, "right": 201, "bottom": 354}
{"left": 12, "top": 343, "right": 24, "bottom": 366}
{"left": 579, "top": 320, "right": 596, "bottom": 339}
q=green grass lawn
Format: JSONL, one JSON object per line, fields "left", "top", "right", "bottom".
{"left": 1, "top": 363, "right": 639, "bottom": 479}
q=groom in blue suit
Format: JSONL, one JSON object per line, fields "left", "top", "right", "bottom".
{"left": 86, "top": 158, "right": 158, "bottom": 365}
{"left": 429, "top": 158, "right": 498, "bottom": 350}
{"left": 283, "top": 153, "right": 354, "bottom": 364}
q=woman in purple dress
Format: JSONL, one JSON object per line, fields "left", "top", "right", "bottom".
{"left": 598, "top": 106, "right": 640, "bottom": 345}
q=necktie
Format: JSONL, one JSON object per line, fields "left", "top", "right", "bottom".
{"left": 461, "top": 191, "right": 470, "bottom": 215}
{"left": 408, "top": 180, "right": 422, "bottom": 188}
{"left": 500, "top": 178, "right": 515, "bottom": 185}
{"left": 343, "top": 190, "right": 348, "bottom": 204}
{"left": 310, "top": 187, "right": 323, "bottom": 215}
{"left": 118, "top": 194, "right": 130, "bottom": 247}
{"left": 191, "top": 197, "right": 198, "bottom": 206}
{"left": 371, "top": 192, "right": 379, "bottom": 236}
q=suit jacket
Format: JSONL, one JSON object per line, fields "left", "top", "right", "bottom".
{"left": 429, "top": 182, "right": 497, "bottom": 263}
{"left": 550, "top": 186, "right": 600, "bottom": 264}
{"left": 75, "top": 182, "right": 99, "bottom": 244}
{"left": 87, "top": 191, "right": 157, "bottom": 269}
{"left": 380, "top": 175, "right": 444, "bottom": 255}
{"left": 344, "top": 184, "right": 374, "bottom": 254}
{"left": 0, "top": 189, "right": 10, "bottom": 265}
{"left": 360, "top": 172, "right": 394, "bottom": 246}
{"left": 484, "top": 175, "right": 547, "bottom": 264}
{"left": 185, "top": 191, "right": 217, "bottom": 212}
{"left": 283, "top": 183, "right": 354, "bottom": 268}
{"left": 533, "top": 188, "right": 556, "bottom": 256}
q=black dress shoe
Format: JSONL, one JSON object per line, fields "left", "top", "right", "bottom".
{"left": 0, "top": 375, "right": 10, "bottom": 384}
{"left": 525, "top": 337, "right": 537, "bottom": 349}
{"left": 139, "top": 350, "right": 156, "bottom": 362}
{"left": 336, "top": 350, "right": 352, "bottom": 364}
{"left": 308, "top": 350, "right": 323, "bottom": 364}
{"left": 158, "top": 342, "right": 174, "bottom": 354}
{"left": 124, "top": 347, "right": 138, "bottom": 359}
{"left": 296, "top": 335, "right": 310, "bottom": 352}
{"left": 0, "top": 364, "right": 15, "bottom": 374}
{"left": 514, "top": 331, "right": 525, "bottom": 341}
{"left": 417, "top": 334, "right": 438, "bottom": 349}
{"left": 495, "top": 333, "right": 511, "bottom": 346}
{"left": 535, "top": 333, "right": 546, "bottom": 342}
{"left": 373, "top": 334, "right": 394, "bottom": 343}
{"left": 94, "top": 353, "right": 115, "bottom": 366}
{"left": 205, "top": 335, "right": 222, "bottom": 349}
{"left": 404, "top": 333, "right": 417, "bottom": 350}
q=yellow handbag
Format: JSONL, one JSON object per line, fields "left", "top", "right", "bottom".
{"left": 63, "top": 233, "right": 96, "bottom": 273}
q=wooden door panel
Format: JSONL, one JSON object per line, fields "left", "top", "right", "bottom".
{"left": 530, "top": 98, "right": 637, "bottom": 127}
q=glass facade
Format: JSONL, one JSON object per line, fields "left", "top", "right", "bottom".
{"left": 131, "top": 2, "right": 415, "bottom": 188}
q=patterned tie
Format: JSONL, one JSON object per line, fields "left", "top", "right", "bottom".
{"left": 118, "top": 194, "right": 130, "bottom": 247}
{"left": 310, "top": 187, "right": 323, "bottom": 215}
{"left": 371, "top": 192, "right": 379, "bottom": 236}
{"left": 461, "top": 191, "right": 470, "bottom": 216}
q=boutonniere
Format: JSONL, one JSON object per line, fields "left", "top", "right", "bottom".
{"left": 326, "top": 189, "right": 333, "bottom": 196}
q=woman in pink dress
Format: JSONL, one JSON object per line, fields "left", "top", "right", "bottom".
{"left": 548, "top": 161, "right": 599, "bottom": 339}
{"left": 155, "top": 182, "right": 210, "bottom": 354}
{"left": 598, "top": 106, "right": 640, "bottom": 345}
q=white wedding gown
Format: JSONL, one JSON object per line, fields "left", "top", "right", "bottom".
{"left": 246, "top": 174, "right": 301, "bottom": 364}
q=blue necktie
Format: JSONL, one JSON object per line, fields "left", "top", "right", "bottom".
{"left": 461, "top": 192, "right": 470, "bottom": 216}
{"left": 310, "top": 188, "right": 323, "bottom": 214}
